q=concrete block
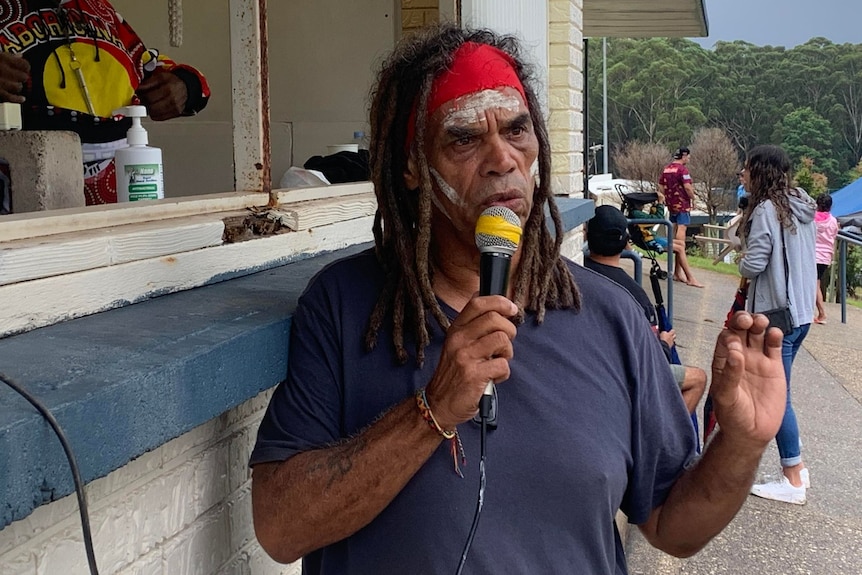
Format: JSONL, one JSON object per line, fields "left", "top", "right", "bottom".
{"left": 0, "top": 130, "right": 84, "bottom": 213}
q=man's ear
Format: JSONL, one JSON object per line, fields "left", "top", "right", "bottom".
{"left": 403, "top": 152, "right": 420, "bottom": 190}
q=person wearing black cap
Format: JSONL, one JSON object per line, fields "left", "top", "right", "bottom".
{"left": 585, "top": 205, "right": 706, "bottom": 413}
{"left": 659, "top": 147, "right": 704, "bottom": 287}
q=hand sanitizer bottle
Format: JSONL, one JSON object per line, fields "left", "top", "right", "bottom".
{"left": 113, "top": 105, "right": 164, "bottom": 202}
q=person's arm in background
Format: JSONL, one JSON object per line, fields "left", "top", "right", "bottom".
{"left": 0, "top": 52, "right": 30, "bottom": 104}
{"left": 738, "top": 207, "right": 773, "bottom": 279}
{"left": 109, "top": 3, "right": 210, "bottom": 120}
{"left": 682, "top": 166, "right": 695, "bottom": 200}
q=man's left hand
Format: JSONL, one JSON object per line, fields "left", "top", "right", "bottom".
{"left": 709, "top": 311, "right": 785, "bottom": 447}
{"left": 136, "top": 70, "right": 188, "bottom": 121}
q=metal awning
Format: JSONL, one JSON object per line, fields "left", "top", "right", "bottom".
{"left": 583, "top": 0, "right": 709, "bottom": 38}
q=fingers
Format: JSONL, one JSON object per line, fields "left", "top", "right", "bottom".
{"left": 424, "top": 296, "right": 519, "bottom": 427}
{"left": 136, "top": 71, "right": 188, "bottom": 121}
{"left": 0, "top": 53, "right": 30, "bottom": 104}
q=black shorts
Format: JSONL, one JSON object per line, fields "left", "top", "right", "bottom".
{"left": 817, "top": 263, "right": 829, "bottom": 280}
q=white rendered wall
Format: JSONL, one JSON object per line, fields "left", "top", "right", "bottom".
{"left": 0, "top": 392, "right": 297, "bottom": 575}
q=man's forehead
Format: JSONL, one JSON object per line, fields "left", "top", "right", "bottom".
{"left": 438, "top": 87, "right": 527, "bottom": 129}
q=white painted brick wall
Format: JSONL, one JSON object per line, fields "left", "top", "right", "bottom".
{"left": 0, "top": 391, "right": 299, "bottom": 575}
{"left": 548, "top": 0, "right": 584, "bottom": 198}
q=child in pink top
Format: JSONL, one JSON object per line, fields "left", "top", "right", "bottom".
{"left": 814, "top": 194, "right": 839, "bottom": 323}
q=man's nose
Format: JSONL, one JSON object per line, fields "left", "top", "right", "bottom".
{"left": 482, "top": 135, "right": 517, "bottom": 176}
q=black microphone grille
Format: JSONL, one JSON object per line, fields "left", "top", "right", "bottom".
{"left": 475, "top": 206, "right": 522, "bottom": 254}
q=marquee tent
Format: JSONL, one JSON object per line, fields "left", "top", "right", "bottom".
{"left": 830, "top": 176, "right": 862, "bottom": 221}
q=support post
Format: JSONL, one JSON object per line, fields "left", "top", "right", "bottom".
{"left": 229, "top": 0, "right": 271, "bottom": 198}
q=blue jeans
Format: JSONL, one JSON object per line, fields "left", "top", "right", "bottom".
{"left": 776, "top": 323, "right": 810, "bottom": 467}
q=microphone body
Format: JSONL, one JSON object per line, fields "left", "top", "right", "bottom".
{"left": 479, "top": 250, "right": 512, "bottom": 299}
{"left": 474, "top": 206, "right": 522, "bottom": 410}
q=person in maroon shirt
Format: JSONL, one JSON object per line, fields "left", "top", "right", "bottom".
{"left": 659, "top": 147, "right": 703, "bottom": 287}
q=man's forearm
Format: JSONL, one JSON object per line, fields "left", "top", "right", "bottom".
{"left": 252, "top": 396, "right": 444, "bottom": 563}
{"left": 640, "top": 430, "right": 766, "bottom": 557}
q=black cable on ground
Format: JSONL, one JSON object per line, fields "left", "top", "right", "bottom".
{"left": 0, "top": 373, "right": 100, "bottom": 575}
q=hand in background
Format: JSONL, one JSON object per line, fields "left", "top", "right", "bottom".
{"left": 659, "top": 329, "right": 676, "bottom": 348}
{"left": 0, "top": 53, "right": 30, "bottom": 104}
{"left": 136, "top": 69, "right": 188, "bottom": 121}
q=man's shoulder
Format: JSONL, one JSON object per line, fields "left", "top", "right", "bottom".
{"left": 301, "top": 248, "right": 381, "bottom": 302}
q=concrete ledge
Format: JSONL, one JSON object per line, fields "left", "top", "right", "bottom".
{"left": 0, "top": 197, "right": 593, "bottom": 529}
{"left": 0, "top": 130, "right": 85, "bottom": 212}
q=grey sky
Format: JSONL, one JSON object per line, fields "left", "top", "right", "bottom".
{"left": 694, "top": 0, "right": 860, "bottom": 49}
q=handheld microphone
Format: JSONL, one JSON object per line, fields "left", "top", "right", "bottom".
{"left": 474, "top": 206, "right": 522, "bottom": 415}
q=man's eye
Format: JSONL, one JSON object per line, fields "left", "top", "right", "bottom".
{"left": 509, "top": 126, "right": 526, "bottom": 137}
{"left": 454, "top": 136, "right": 475, "bottom": 146}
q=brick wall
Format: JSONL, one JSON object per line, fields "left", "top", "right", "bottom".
{"left": 548, "top": 0, "right": 585, "bottom": 198}
{"left": 0, "top": 391, "right": 296, "bottom": 575}
{"left": 401, "top": 0, "right": 439, "bottom": 33}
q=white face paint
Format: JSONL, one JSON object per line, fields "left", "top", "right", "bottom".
{"left": 530, "top": 158, "right": 540, "bottom": 185}
{"left": 442, "top": 89, "right": 522, "bottom": 132}
{"left": 430, "top": 167, "right": 468, "bottom": 229}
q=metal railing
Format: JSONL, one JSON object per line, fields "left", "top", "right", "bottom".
{"left": 628, "top": 217, "right": 675, "bottom": 322}
{"left": 837, "top": 230, "right": 862, "bottom": 324}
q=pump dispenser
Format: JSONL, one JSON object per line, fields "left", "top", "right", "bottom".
{"left": 113, "top": 105, "right": 164, "bottom": 202}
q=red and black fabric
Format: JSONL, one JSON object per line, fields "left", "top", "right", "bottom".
{"left": 1, "top": 0, "right": 210, "bottom": 144}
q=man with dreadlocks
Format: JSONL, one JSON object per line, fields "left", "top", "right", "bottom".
{"left": 250, "top": 24, "right": 787, "bottom": 574}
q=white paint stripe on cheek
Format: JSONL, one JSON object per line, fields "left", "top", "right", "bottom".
{"left": 430, "top": 167, "right": 464, "bottom": 207}
{"left": 442, "top": 90, "right": 522, "bottom": 131}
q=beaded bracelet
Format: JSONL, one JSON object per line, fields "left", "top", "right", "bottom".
{"left": 415, "top": 388, "right": 456, "bottom": 438}
{"left": 415, "top": 388, "right": 466, "bottom": 477}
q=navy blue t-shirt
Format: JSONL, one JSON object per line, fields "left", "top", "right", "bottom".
{"left": 250, "top": 249, "right": 697, "bottom": 574}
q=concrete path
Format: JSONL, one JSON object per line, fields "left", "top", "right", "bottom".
{"left": 624, "top": 264, "right": 862, "bottom": 575}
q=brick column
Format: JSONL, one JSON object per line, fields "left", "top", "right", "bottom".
{"left": 548, "top": 0, "right": 584, "bottom": 199}
{"left": 0, "top": 130, "right": 85, "bottom": 212}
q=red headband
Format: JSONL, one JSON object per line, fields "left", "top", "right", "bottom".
{"left": 406, "top": 42, "right": 527, "bottom": 151}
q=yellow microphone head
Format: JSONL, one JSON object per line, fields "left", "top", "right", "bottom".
{"left": 475, "top": 206, "right": 522, "bottom": 255}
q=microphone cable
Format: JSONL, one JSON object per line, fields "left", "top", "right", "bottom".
{"left": 0, "top": 373, "right": 100, "bottom": 575}
{"left": 454, "top": 392, "right": 493, "bottom": 575}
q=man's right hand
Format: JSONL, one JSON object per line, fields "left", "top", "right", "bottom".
{"left": 0, "top": 53, "right": 30, "bottom": 104}
{"left": 424, "top": 295, "right": 518, "bottom": 430}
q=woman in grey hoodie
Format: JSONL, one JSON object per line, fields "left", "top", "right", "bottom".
{"left": 738, "top": 145, "right": 816, "bottom": 505}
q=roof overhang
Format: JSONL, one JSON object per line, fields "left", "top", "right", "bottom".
{"left": 583, "top": 0, "right": 709, "bottom": 38}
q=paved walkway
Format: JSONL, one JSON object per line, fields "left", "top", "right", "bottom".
{"left": 624, "top": 264, "right": 862, "bottom": 575}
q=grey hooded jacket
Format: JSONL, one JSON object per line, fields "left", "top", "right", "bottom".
{"left": 738, "top": 189, "right": 817, "bottom": 328}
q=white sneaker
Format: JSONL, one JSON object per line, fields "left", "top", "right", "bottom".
{"left": 800, "top": 468, "right": 810, "bottom": 489}
{"left": 751, "top": 476, "right": 806, "bottom": 505}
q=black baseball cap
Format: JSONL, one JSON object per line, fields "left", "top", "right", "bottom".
{"left": 587, "top": 205, "right": 630, "bottom": 256}
{"left": 672, "top": 147, "right": 690, "bottom": 160}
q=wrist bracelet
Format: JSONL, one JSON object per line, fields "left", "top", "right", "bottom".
{"left": 415, "top": 388, "right": 466, "bottom": 477}
{"left": 415, "top": 388, "right": 456, "bottom": 438}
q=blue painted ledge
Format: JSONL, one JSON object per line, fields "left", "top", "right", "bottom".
{"left": 0, "top": 197, "right": 593, "bottom": 529}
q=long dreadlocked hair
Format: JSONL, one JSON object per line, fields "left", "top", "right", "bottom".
{"left": 364, "top": 23, "right": 581, "bottom": 366}
{"left": 739, "top": 144, "right": 802, "bottom": 241}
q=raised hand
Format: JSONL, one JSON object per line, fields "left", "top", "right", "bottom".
{"left": 709, "top": 310, "right": 786, "bottom": 447}
{"left": 136, "top": 69, "right": 188, "bottom": 121}
{"left": 424, "top": 295, "right": 518, "bottom": 430}
{"left": 0, "top": 53, "right": 30, "bottom": 104}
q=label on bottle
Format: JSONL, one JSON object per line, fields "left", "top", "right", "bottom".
{"left": 123, "top": 163, "right": 163, "bottom": 201}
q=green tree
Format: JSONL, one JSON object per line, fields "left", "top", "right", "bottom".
{"left": 793, "top": 157, "right": 829, "bottom": 197}
{"left": 774, "top": 107, "right": 838, "bottom": 182}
